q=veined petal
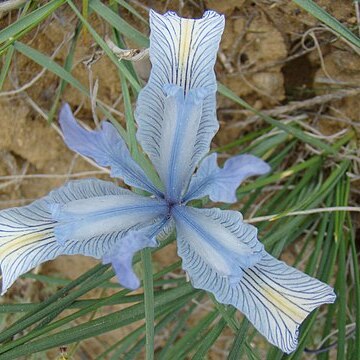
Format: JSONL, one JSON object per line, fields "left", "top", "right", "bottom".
{"left": 156, "top": 85, "right": 210, "bottom": 201}
{"left": 135, "top": 10, "right": 225, "bottom": 195}
{"left": 0, "top": 179, "right": 168, "bottom": 294}
{"left": 173, "top": 206, "right": 335, "bottom": 353}
{"left": 184, "top": 153, "right": 271, "bottom": 203}
{"left": 103, "top": 218, "right": 169, "bottom": 290}
{"left": 238, "top": 254, "right": 336, "bottom": 353}
{"left": 59, "top": 104, "right": 162, "bottom": 197}
{"left": 172, "top": 206, "right": 263, "bottom": 285}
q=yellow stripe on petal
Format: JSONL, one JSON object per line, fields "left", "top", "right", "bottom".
{"left": 0, "top": 229, "right": 53, "bottom": 261}
{"left": 178, "top": 19, "right": 194, "bottom": 90}
{"left": 256, "top": 280, "right": 308, "bottom": 324}
{"left": 237, "top": 256, "right": 336, "bottom": 353}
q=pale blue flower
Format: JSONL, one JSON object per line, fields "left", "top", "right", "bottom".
{"left": 0, "top": 10, "right": 335, "bottom": 353}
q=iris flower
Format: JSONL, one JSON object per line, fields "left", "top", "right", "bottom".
{"left": 0, "top": 10, "right": 335, "bottom": 353}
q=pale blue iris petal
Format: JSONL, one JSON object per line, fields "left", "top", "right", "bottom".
{"left": 237, "top": 253, "right": 336, "bottom": 353}
{"left": 155, "top": 85, "right": 210, "bottom": 201}
{"left": 184, "top": 153, "right": 271, "bottom": 203}
{"left": 173, "top": 206, "right": 335, "bottom": 354}
{"left": 172, "top": 206, "right": 263, "bottom": 285}
{"left": 135, "top": 10, "right": 224, "bottom": 187}
{"left": 59, "top": 104, "right": 162, "bottom": 197}
{"left": 51, "top": 192, "right": 167, "bottom": 245}
{"left": 103, "top": 219, "right": 168, "bottom": 290}
{"left": 0, "top": 179, "right": 167, "bottom": 294}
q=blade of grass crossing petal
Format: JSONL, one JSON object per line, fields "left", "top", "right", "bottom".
{"left": 108, "top": 17, "right": 162, "bottom": 187}
{"left": 0, "top": 0, "right": 65, "bottom": 46}
{"left": 218, "top": 83, "right": 336, "bottom": 154}
{"left": 89, "top": 0, "right": 149, "bottom": 47}
{"left": 0, "top": 46, "right": 14, "bottom": 90}
{"left": 141, "top": 248, "right": 155, "bottom": 360}
{"left": 291, "top": 0, "right": 360, "bottom": 49}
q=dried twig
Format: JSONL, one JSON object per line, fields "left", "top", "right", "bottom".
{"left": 225, "top": 88, "right": 360, "bottom": 128}
{"left": 0, "top": 0, "right": 27, "bottom": 12}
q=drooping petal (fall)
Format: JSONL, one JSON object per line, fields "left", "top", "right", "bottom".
{"left": 237, "top": 253, "right": 336, "bottom": 353}
{"left": 184, "top": 153, "right": 271, "bottom": 203}
{"left": 135, "top": 10, "right": 225, "bottom": 197}
{"left": 0, "top": 179, "right": 168, "bottom": 294}
{"left": 172, "top": 206, "right": 263, "bottom": 288}
{"left": 172, "top": 205, "right": 335, "bottom": 353}
{"left": 59, "top": 104, "right": 162, "bottom": 197}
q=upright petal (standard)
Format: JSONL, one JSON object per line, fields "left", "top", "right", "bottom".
{"left": 135, "top": 10, "right": 225, "bottom": 198}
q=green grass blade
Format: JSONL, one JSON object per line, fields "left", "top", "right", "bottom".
{"left": 349, "top": 215, "right": 360, "bottom": 360}
{"left": 141, "top": 248, "right": 155, "bottom": 360}
{"left": 192, "top": 318, "right": 227, "bottom": 360}
{"left": 113, "top": 0, "right": 148, "bottom": 24}
{"left": 67, "top": 0, "right": 141, "bottom": 92}
{"left": 0, "top": 284, "right": 195, "bottom": 359}
{"left": 166, "top": 310, "right": 219, "bottom": 360}
{"left": 292, "top": 0, "right": 360, "bottom": 48}
{"left": 157, "top": 298, "right": 201, "bottom": 360}
{"left": 335, "top": 180, "right": 349, "bottom": 360}
{"left": 47, "top": 19, "right": 83, "bottom": 123}
{"left": 228, "top": 319, "right": 250, "bottom": 360}
{"left": 90, "top": 0, "right": 149, "bottom": 47}
{"left": 0, "top": 45, "right": 14, "bottom": 90}
{"left": 0, "top": 0, "right": 66, "bottom": 47}
{"left": 13, "top": 41, "right": 88, "bottom": 96}
{"left": 218, "top": 83, "right": 336, "bottom": 154}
